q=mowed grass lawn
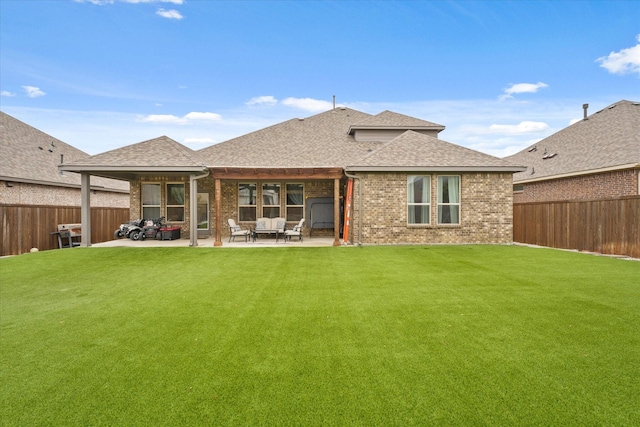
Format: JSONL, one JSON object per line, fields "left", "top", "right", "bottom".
{"left": 1, "top": 245, "right": 639, "bottom": 426}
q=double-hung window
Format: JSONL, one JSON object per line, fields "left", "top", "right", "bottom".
{"left": 239, "top": 183, "right": 257, "bottom": 221}
{"left": 407, "top": 176, "right": 430, "bottom": 224}
{"left": 262, "top": 183, "right": 281, "bottom": 217}
{"left": 141, "top": 183, "right": 161, "bottom": 220}
{"left": 437, "top": 176, "right": 460, "bottom": 224}
{"left": 166, "top": 183, "right": 185, "bottom": 222}
{"left": 286, "top": 183, "right": 304, "bottom": 221}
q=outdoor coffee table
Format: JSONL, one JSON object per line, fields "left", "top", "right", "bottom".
{"left": 252, "top": 229, "right": 281, "bottom": 243}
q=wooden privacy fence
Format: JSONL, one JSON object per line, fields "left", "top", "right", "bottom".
{"left": 513, "top": 196, "right": 640, "bottom": 259}
{"left": 0, "top": 204, "right": 130, "bottom": 256}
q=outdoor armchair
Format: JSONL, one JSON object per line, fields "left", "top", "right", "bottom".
{"left": 227, "top": 218, "right": 251, "bottom": 243}
{"left": 284, "top": 218, "right": 305, "bottom": 242}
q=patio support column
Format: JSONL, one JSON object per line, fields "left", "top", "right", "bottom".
{"left": 214, "top": 178, "right": 223, "bottom": 246}
{"left": 80, "top": 173, "right": 91, "bottom": 247}
{"left": 333, "top": 178, "right": 341, "bottom": 246}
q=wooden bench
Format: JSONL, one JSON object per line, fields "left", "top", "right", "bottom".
{"left": 51, "top": 223, "right": 82, "bottom": 249}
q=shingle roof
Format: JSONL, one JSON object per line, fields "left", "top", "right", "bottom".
{"left": 0, "top": 111, "right": 128, "bottom": 192}
{"left": 198, "top": 107, "right": 377, "bottom": 168}
{"left": 65, "top": 135, "right": 203, "bottom": 168}
{"left": 348, "top": 110, "right": 445, "bottom": 134}
{"left": 347, "top": 130, "right": 524, "bottom": 172}
{"left": 59, "top": 135, "right": 207, "bottom": 180}
{"left": 506, "top": 100, "right": 640, "bottom": 183}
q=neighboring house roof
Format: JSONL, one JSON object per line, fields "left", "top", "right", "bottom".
{"left": 347, "top": 130, "right": 524, "bottom": 172}
{"left": 0, "top": 111, "right": 129, "bottom": 192}
{"left": 348, "top": 110, "right": 445, "bottom": 134}
{"left": 60, "top": 135, "right": 208, "bottom": 180}
{"left": 506, "top": 100, "right": 640, "bottom": 183}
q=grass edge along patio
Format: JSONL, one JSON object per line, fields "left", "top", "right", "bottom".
{"left": 59, "top": 107, "right": 525, "bottom": 247}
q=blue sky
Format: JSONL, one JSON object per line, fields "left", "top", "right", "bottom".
{"left": 1, "top": 0, "right": 638, "bottom": 157}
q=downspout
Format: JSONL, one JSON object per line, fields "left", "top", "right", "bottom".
{"left": 344, "top": 170, "right": 362, "bottom": 246}
{"left": 189, "top": 169, "right": 210, "bottom": 247}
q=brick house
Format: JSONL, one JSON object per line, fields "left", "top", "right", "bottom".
{"left": 505, "top": 100, "right": 640, "bottom": 203}
{"left": 0, "top": 112, "right": 129, "bottom": 208}
{"left": 0, "top": 111, "right": 129, "bottom": 207}
{"left": 60, "top": 107, "right": 525, "bottom": 246}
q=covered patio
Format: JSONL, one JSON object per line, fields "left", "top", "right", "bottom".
{"left": 91, "top": 236, "right": 338, "bottom": 248}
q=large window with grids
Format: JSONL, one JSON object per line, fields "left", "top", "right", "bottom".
{"left": 262, "top": 183, "right": 281, "bottom": 217}
{"left": 286, "top": 183, "right": 304, "bottom": 221}
{"left": 166, "top": 183, "right": 185, "bottom": 222}
{"left": 437, "top": 175, "right": 460, "bottom": 224}
{"left": 141, "top": 183, "right": 161, "bottom": 220}
{"left": 239, "top": 183, "right": 257, "bottom": 221}
{"left": 407, "top": 176, "right": 430, "bottom": 225}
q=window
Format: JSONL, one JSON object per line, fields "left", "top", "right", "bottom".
{"left": 141, "top": 183, "right": 161, "bottom": 219}
{"left": 407, "top": 176, "right": 430, "bottom": 224}
{"left": 437, "top": 176, "right": 460, "bottom": 224}
{"left": 286, "top": 183, "right": 304, "bottom": 221}
{"left": 513, "top": 184, "right": 524, "bottom": 192}
{"left": 166, "top": 183, "right": 185, "bottom": 222}
{"left": 262, "top": 183, "right": 281, "bottom": 218}
{"left": 239, "top": 183, "right": 257, "bottom": 221}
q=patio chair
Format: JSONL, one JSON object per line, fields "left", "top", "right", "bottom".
{"left": 228, "top": 218, "right": 251, "bottom": 243}
{"left": 284, "top": 218, "right": 305, "bottom": 242}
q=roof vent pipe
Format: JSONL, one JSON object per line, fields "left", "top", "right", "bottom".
{"left": 333, "top": 95, "right": 336, "bottom": 109}
{"left": 583, "top": 103, "right": 589, "bottom": 120}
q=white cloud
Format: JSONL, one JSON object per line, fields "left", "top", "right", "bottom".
{"left": 22, "top": 86, "right": 46, "bottom": 98}
{"left": 156, "top": 8, "right": 183, "bottom": 19}
{"left": 246, "top": 96, "right": 278, "bottom": 106}
{"left": 1, "top": 91, "right": 16, "bottom": 97}
{"left": 500, "top": 82, "right": 548, "bottom": 100}
{"left": 596, "top": 34, "right": 640, "bottom": 76}
{"left": 138, "top": 111, "right": 221, "bottom": 124}
{"left": 184, "top": 112, "right": 221, "bottom": 121}
{"left": 281, "top": 97, "right": 334, "bottom": 112}
{"left": 488, "top": 121, "right": 550, "bottom": 135}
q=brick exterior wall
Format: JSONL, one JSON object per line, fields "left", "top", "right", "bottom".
{"left": 222, "top": 179, "right": 335, "bottom": 238}
{"left": 514, "top": 169, "right": 639, "bottom": 203}
{"left": 0, "top": 181, "right": 129, "bottom": 207}
{"left": 349, "top": 172, "right": 514, "bottom": 245}
{"left": 131, "top": 176, "right": 192, "bottom": 235}
{"left": 129, "top": 177, "right": 336, "bottom": 240}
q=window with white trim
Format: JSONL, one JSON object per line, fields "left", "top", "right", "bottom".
{"left": 166, "top": 183, "right": 185, "bottom": 222}
{"left": 286, "top": 183, "right": 304, "bottom": 221}
{"left": 262, "top": 183, "right": 281, "bottom": 217}
{"left": 407, "top": 176, "right": 430, "bottom": 224}
{"left": 239, "top": 183, "right": 257, "bottom": 221}
{"left": 141, "top": 183, "right": 161, "bottom": 220}
{"left": 437, "top": 175, "right": 460, "bottom": 224}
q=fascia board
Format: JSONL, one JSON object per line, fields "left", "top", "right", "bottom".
{"left": 346, "top": 166, "right": 527, "bottom": 173}
{"left": 0, "top": 175, "right": 130, "bottom": 193}
{"left": 514, "top": 163, "right": 640, "bottom": 184}
{"left": 58, "top": 165, "right": 208, "bottom": 173}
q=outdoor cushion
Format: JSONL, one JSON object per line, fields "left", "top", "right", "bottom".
{"left": 256, "top": 221, "right": 266, "bottom": 230}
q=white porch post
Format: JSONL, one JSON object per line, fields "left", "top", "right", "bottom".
{"left": 189, "top": 174, "right": 198, "bottom": 247}
{"left": 80, "top": 173, "right": 92, "bottom": 247}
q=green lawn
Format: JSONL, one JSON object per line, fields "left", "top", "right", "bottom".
{"left": 1, "top": 245, "right": 639, "bottom": 426}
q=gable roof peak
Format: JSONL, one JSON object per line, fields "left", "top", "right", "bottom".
{"left": 348, "top": 110, "right": 445, "bottom": 135}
